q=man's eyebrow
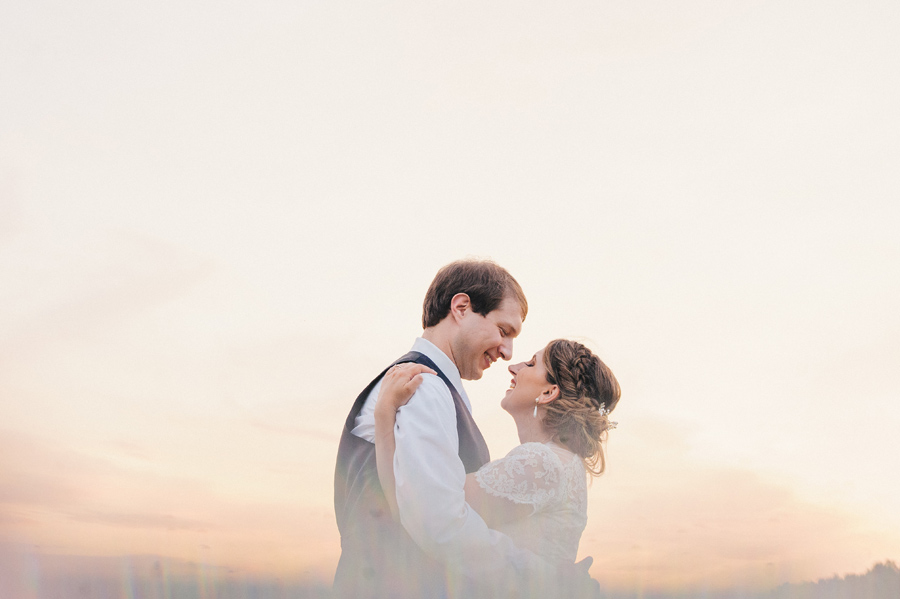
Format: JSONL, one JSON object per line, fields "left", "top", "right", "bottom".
{"left": 504, "top": 320, "right": 522, "bottom": 337}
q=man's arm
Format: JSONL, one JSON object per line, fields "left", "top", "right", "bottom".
{"left": 392, "top": 375, "right": 548, "bottom": 575}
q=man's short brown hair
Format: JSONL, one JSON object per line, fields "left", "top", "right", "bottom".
{"left": 421, "top": 259, "right": 527, "bottom": 328}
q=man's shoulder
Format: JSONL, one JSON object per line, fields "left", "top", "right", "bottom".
{"left": 392, "top": 373, "right": 454, "bottom": 422}
{"left": 410, "top": 372, "right": 454, "bottom": 402}
{"left": 394, "top": 373, "right": 460, "bottom": 441}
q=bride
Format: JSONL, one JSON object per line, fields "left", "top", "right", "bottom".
{"left": 374, "top": 338, "right": 620, "bottom": 566}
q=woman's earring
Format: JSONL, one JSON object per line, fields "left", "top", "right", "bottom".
{"left": 533, "top": 397, "right": 540, "bottom": 418}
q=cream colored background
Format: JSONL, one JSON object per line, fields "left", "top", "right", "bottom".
{"left": 2, "top": 0, "right": 898, "bottom": 593}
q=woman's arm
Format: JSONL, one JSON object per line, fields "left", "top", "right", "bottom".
{"left": 373, "top": 363, "right": 435, "bottom": 519}
{"left": 464, "top": 443, "right": 565, "bottom": 528}
{"left": 464, "top": 473, "right": 534, "bottom": 527}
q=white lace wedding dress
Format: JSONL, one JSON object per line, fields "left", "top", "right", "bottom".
{"left": 474, "top": 441, "right": 588, "bottom": 564}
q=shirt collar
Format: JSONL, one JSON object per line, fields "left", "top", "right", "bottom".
{"left": 411, "top": 337, "right": 471, "bottom": 411}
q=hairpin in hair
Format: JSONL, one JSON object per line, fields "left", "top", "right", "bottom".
{"left": 598, "top": 403, "right": 618, "bottom": 430}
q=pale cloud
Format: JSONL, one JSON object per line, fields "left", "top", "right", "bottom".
{"left": 582, "top": 416, "right": 900, "bottom": 592}
{"left": 0, "top": 428, "right": 339, "bottom": 577}
{"left": 0, "top": 230, "right": 214, "bottom": 360}
{"left": 0, "top": 173, "right": 22, "bottom": 246}
{"left": 104, "top": 440, "right": 154, "bottom": 462}
{"left": 61, "top": 510, "right": 211, "bottom": 532}
{"left": 246, "top": 418, "right": 335, "bottom": 443}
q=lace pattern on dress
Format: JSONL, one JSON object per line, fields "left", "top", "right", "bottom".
{"left": 475, "top": 441, "right": 589, "bottom": 563}
{"left": 474, "top": 442, "right": 568, "bottom": 513}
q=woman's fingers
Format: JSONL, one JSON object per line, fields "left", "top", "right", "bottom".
{"left": 406, "top": 364, "right": 436, "bottom": 378}
{"left": 378, "top": 364, "right": 436, "bottom": 410}
{"left": 405, "top": 373, "right": 427, "bottom": 393}
{"left": 379, "top": 364, "right": 436, "bottom": 408}
{"left": 387, "top": 363, "right": 436, "bottom": 380}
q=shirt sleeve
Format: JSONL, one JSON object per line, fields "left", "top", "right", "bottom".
{"left": 474, "top": 443, "right": 567, "bottom": 514}
{"left": 392, "top": 375, "right": 551, "bottom": 576}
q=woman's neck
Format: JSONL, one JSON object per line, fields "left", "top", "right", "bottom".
{"left": 513, "top": 414, "right": 554, "bottom": 445}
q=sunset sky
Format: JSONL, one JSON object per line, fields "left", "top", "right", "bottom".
{"left": 2, "top": 1, "right": 899, "bottom": 596}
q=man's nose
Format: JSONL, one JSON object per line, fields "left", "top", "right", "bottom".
{"left": 499, "top": 338, "right": 513, "bottom": 361}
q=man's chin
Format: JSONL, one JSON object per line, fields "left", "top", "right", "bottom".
{"left": 465, "top": 367, "right": 485, "bottom": 381}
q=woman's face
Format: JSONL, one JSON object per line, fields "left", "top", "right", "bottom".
{"left": 501, "top": 347, "right": 553, "bottom": 417}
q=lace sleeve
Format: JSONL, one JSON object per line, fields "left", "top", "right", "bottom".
{"left": 474, "top": 442, "right": 566, "bottom": 513}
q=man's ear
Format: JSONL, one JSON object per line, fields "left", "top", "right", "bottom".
{"left": 449, "top": 293, "right": 471, "bottom": 323}
{"left": 538, "top": 385, "right": 560, "bottom": 405}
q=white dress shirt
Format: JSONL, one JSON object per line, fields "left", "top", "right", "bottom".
{"left": 351, "top": 337, "right": 550, "bottom": 583}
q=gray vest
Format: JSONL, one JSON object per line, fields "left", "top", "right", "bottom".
{"left": 333, "top": 351, "right": 490, "bottom": 599}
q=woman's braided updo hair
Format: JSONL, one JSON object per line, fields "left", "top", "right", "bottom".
{"left": 541, "top": 339, "right": 621, "bottom": 477}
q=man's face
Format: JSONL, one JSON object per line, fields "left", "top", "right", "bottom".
{"left": 452, "top": 296, "right": 523, "bottom": 380}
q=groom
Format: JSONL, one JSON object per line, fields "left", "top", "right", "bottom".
{"left": 333, "top": 259, "right": 555, "bottom": 598}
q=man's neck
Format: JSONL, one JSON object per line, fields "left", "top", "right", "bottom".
{"left": 421, "top": 326, "right": 457, "bottom": 370}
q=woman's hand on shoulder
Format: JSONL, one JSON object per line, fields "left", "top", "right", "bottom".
{"left": 375, "top": 363, "right": 436, "bottom": 417}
